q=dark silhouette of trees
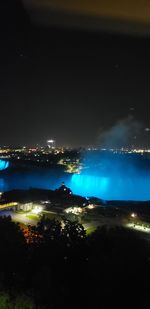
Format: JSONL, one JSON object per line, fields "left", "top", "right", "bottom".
{"left": 0, "top": 216, "right": 149, "bottom": 308}
{"left": 0, "top": 216, "right": 26, "bottom": 290}
{"left": 62, "top": 220, "right": 86, "bottom": 246}
{"left": 86, "top": 226, "right": 150, "bottom": 309}
{"left": 37, "top": 216, "right": 62, "bottom": 241}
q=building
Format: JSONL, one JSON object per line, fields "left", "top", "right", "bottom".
{"left": 47, "top": 139, "right": 56, "bottom": 149}
{"left": 55, "top": 182, "right": 72, "bottom": 196}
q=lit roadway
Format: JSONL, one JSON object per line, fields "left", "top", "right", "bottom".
{"left": 0, "top": 210, "right": 149, "bottom": 243}
{"left": 83, "top": 217, "right": 150, "bottom": 243}
{"left": 125, "top": 223, "right": 150, "bottom": 242}
{"left": 0, "top": 210, "right": 37, "bottom": 226}
{"left": 12, "top": 213, "right": 37, "bottom": 226}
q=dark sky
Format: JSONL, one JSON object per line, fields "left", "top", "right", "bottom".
{"left": 1, "top": 0, "right": 150, "bottom": 147}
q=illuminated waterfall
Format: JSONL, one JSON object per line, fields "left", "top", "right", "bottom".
{"left": 70, "top": 153, "right": 150, "bottom": 201}
{"left": 71, "top": 174, "right": 109, "bottom": 198}
{"left": 70, "top": 173, "right": 150, "bottom": 201}
{"left": 0, "top": 160, "right": 9, "bottom": 171}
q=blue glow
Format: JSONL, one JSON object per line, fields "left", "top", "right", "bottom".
{"left": 71, "top": 174, "right": 109, "bottom": 198}
{"left": 70, "top": 152, "right": 150, "bottom": 201}
{"left": 0, "top": 160, "right": 9, "bottom": 171}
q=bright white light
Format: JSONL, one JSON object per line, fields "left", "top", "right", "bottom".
{"left": 126, "top": 223, "right": 150, "bottom": 234}
{"left": 131, "top": 213, "right": 137, "bottom": 218}
{"left": 47, "top": 140, "right": 55, "bottom": 143}
{"left": 88, "top": 204, "right": 95, "bottom": 210}
{"left": 65, "top": 207, "right": 83, "bottom": 215}
{"left": 32, "top": 206, "right": 43, "bottom": 214}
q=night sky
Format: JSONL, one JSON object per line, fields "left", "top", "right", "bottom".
{"left": 1, "top": 0, "right": 150, "bottom": 147}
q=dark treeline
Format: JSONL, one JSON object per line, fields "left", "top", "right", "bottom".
{"left": 0, "top": 216, "right": 149, "bottom": 308}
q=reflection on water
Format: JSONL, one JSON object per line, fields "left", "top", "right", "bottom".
{"left": 0, "top": 169, "right": 70, "bottom": 193}
{"left": 0, "top": 178, "right": 8, "bottom": 192}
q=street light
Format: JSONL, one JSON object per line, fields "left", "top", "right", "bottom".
{"left": 131, "top": 213, "right": 137, "bottom": 218}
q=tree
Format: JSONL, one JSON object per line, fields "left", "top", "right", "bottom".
{"left": 63, "top": 220, "right": 86, "bottom": 247}
{"left": 0, "top": 216, "right": 26, "bottom": 289}
{"left": 37, "top": 216, "right": 62, "bottom": 241}
{"left": 0, "top": 292, "right": 12, "bottom": 309}
{"left": 14, "top": 295, "right": 35, "bottom": 309}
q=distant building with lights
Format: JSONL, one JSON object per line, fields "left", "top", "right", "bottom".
{"left": 47, "top": 139, "right": 56, "bottom": 149}
{"left": 55, "top": 182, "right": 72, "bottom": 196}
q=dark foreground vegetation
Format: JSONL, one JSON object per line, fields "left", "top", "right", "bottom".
{"left": 0, "top": 216, "right": 149, "bottom": 309}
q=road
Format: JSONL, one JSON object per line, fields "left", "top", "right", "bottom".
{"left": 12, "top": 213, "right": 37, "bottom": 226}
{"left": 0, "top": 210, "right": 37, "bottom": 226}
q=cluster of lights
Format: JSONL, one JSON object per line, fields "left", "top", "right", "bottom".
{"left": 0, "top": 149, "right": 11, "bottom": 154}
{"left": 0, "top": 202, "right": 18, "bottom": 210}
{"left": 99, "top": 148, "right": 150, "bottom": 154}
{"left": 65, "top": 207, "right": 83, "bottom": 215}
{"left": 58, "top": 158, "right": 80, "bottom": 174}
{"left": 126, "top": 149, "right": 150, "bottom": 154}
{"left": 87, "top": 204, "right": 95, "bottom": 210}
{"left": 0, "top": 146, "right": 66, "bottom": 162}
{"left": 126, "top": 223, "right": 150, "bottom": 234}
{"left": 32, "top": 206, "right": 43, "bottom": 215}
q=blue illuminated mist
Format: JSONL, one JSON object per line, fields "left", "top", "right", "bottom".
{"left": 70, "top": 152, "right": 150, "bottom": 201}
{"left": 70, "top": 117, "right": 150, "bottom": 201}
{"left": 0, "top": 160, "right": 9, "bottom": 171}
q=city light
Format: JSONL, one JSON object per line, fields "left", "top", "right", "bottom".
{"left": 32, "top": 206, "right": 43, "bottom": 214}
{"left": 126, "top": 223, "right": 150, "bottom": 234}
{"left": 47, "top": 139, "right": 56, "bottom": 149}
{"left": 131, "top": 213, "right": 137, "bottom": 218}
{"left": 65, "top": 207, "right": 83, "bottom": 215}
{"left": 87, "top": 204, "right": 95, "bottom": 210}
{"left": 0, "top": 202, "right": 18, "bottom": 210}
